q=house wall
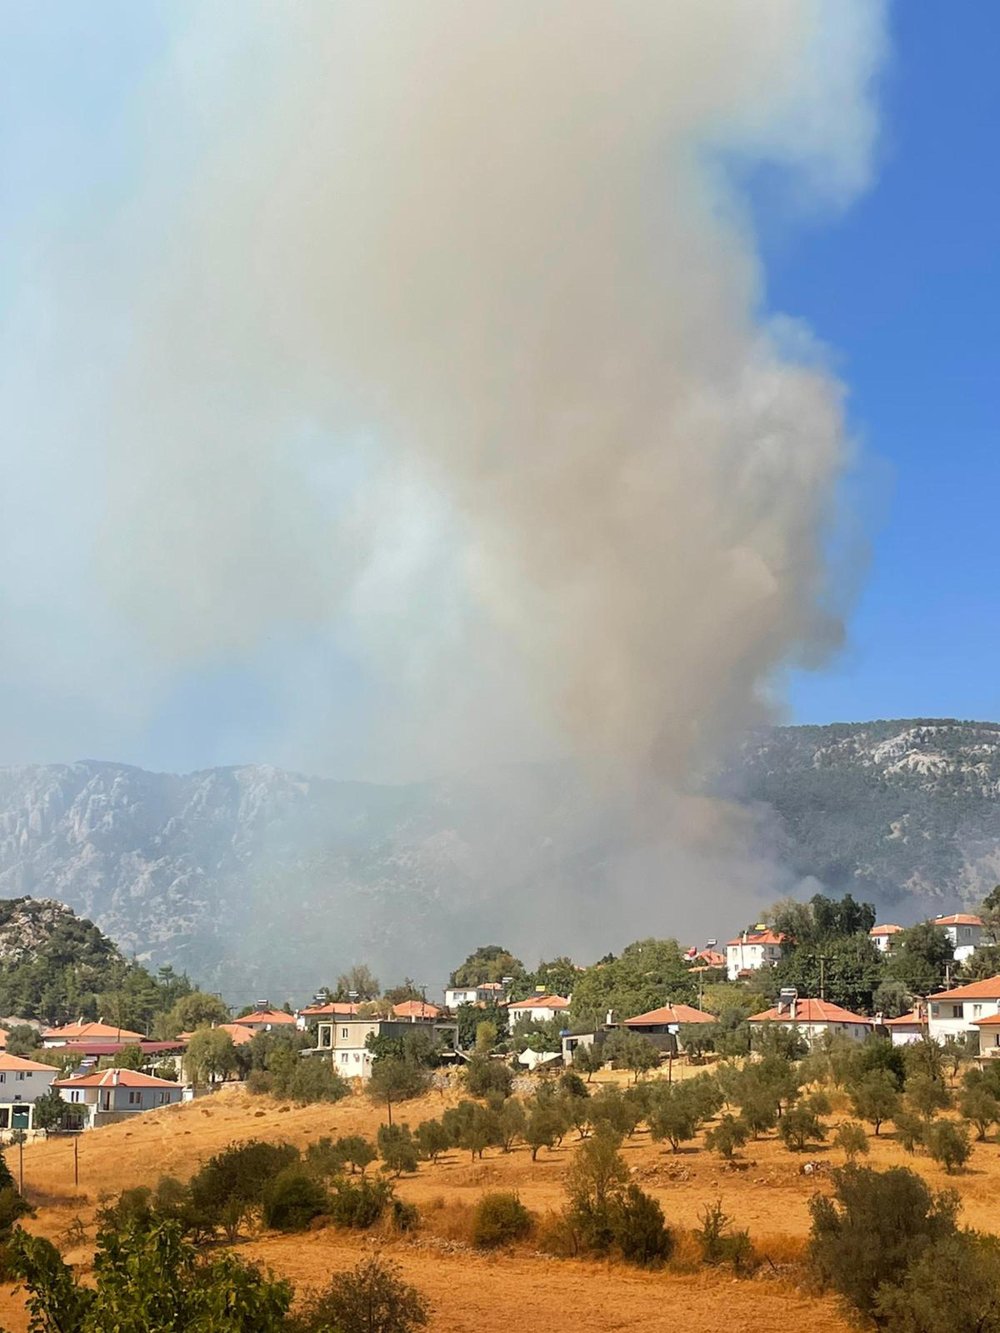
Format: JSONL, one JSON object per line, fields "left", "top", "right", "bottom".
{"left": 749, "top": 1019, "right": 871, "bottom": 1046}
{"left": 928, "top": 997, "right": 1000, "bottom": 1042}
{"left": 726, "top": 943, "right": 782, "bottom": 982}
{"left": 0, "top": 1068, "right": 56, "bottom": 1104}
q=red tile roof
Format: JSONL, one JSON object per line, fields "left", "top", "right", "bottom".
{"left": 299, "top": 1002, "right": 360, "bottom": 1019}
{"left": 392, "top": 1000, "right": 442, "bottom": 1020}
{"left": 507, "top": 995, "right": 570, "bottom": 1011}
{"left": 749, "top": 998, "right": 871, "bottom": 1026}
{"left": 177, "top": 1023, "right": 255, "bottom": 1047}
{"left": 53, "top": 1068, "right": 180, "bottom": 1090}
{"left": 972, "top": 1014, "right": 1000, "bottom": 1027}
{"left": 725, "top": 930, "right": 785, "bottom": 948}
{"left": 884, "top": 1011, "right": 924, "bottom": 1027}
{"left": 933, "top": 914, "right": 984, "bottom": 927}
{"left": 231, "top": 1009, "right": 296, "bottom": 1027}
{"left": 0, "top": 1052, "right": 56, "bottom": 1073}
{"left": 43, "top": 1020, "right": 145, "bottom": 1043}
{"left": 931, "top": 975, "right": 1000, "bottom": 1001}
{"left": 624, "top": 1003, "right": 715, "bottom": 1026}
{"left": 870, "top": 923, "right": 903, "bottom": 936}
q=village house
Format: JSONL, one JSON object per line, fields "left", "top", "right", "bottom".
{"left": 623, "top": 1002, "right": 715, "bottom": 1052}
{"left": 313, "top": 1016, "right": 458, "bottom": 1080}
{"left": 686, "top": 948, "right": 726, "bottom": 970}
{"left": 505, "top": 995, "right": 570, "bottom": 1025}
{"left": 884, "top": 1010, "right": 926, "bottom": 1046}
{"left": 926, "top": 975, "right": 1000, "bottom": 1043}
{"left": 41, "top": 1020, "right": 145, "bottom": 1049}
{"left": 230, "top": 1008, "right": 297, "bottom": 1035}
{"left": 725, "top": 929, "right": 785, "bottom": 982}
{"left": 53, "top": 1068, "right": 183, "bottom": 1129}
{"left": 392, "top": 1000, "right": 442, "bottom": 1020}
{"left": 443, "top": 981, "right": 507, "bottom": 1009}
{"left": 869, "top": 923, "right": 903, "bottom": 954}
{"left": 296, "top": 1001, "right": 359, "bottom": 1030}
{"left": 747, "top": 997, "right": 873, "bottom": 1045}
{"left": 932, "top": 913, "right": 986, "bottom": 962}
{"left": 0, "top": 1053, "right": 58, "bottom": 1132}
{"left": 971, "top": 1014, "right": 1000, "bottom": 1061}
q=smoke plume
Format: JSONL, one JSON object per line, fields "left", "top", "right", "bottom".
{"left": 96, "top": 1, "right": 885, "bottom": 800}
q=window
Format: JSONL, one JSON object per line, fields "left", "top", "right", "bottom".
{"left": 16, "top": 1073, "right": 25, "bottom": 1081}
{"left": 0, "top": 1074, "right": 6, "bottom": 1085}
{"left": 159, "top": 1092, "right": 170, "bottom": 1105}
{"left": 974, "top": 1005, "right": 983, "bottom": 1017}
{"left": 128, "top": 1090, "right": 142, "bottom": 1105}
{"left": 70, "top": 1090, "right": 82, "bottom": 1103}
{"left": 952, "top": 1005, "right": 963, "bottom": 1020}
{"left": 341, "top": 1028, "right": 349, "bottom": 1039}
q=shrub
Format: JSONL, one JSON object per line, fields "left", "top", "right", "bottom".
{"left": 705, "top": 1114, "right": 750, "bottom": 1160}
{"left": 923, "top": 1119, "right": 971, "bottom": 1173}
{"left": 610, "top": 1185, "right": 672, "bottom": 1266}
{"left": 377, "top": 1124, "right": 419, "bottom": 1177}
{"left": 472, "top": 1192, "right": 534, "bottom": 1249}
{"left": 305, "top": 1136, "right": 349, "bottom": 1179}
{"left": 246, "top": 1068, "right": 273, "bottom": 1096}
{"left": 778, "top": 1105, "right": 826, "bottom": 1153}
{"left": 262, "top": 1168, "right": 328, "bottom": 1232}
{"left": 287, "top": 1255, "right": 429, "bottom": 1333}
{"left": 189, "top": 1140, "right": 300, "bottom": 1230}
{"left": 834, "top": 1121, "right": 869, "bottom": 1161}
{"left": 414, "top": 1119, "right": 450, "bottom": 1163}
{"left": 559, "top": 1071, "right": 589, "bottom": 1100}
{"left": 367, "top": 1057, "right": 431, "bottom": 1106}
{"left": 328, "top": 1176, "right": 394, "bottom": 1229}
{"left": 286, "top": 1059, "right": 351, "bottom": 1105}
{"left": 564, "top": 1129, "right": 630, "bottom": 1255}
{"left": 465, "top": 1056, "right": 514, "bottom": 1099}
{"left": 337, "top": 1135, "right": 377, "bottom": 1176}
{"left": 391, "top": 1199, "right": 420, "bottom": 1232}
{"left": 697, "top": 1198, "right": 754, "bottom": 1272}
{"left": 808, "top": 1165, "right": 959, "bottom": 1318}
{"left": 873, "top": 1231, "right": 1000, "bottom": 1333}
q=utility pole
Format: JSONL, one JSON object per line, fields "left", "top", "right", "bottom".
{"left": 73, "top": 1135, "right": 79, "bottom": 1189}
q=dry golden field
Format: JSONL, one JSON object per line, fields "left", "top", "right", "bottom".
{"left": 2, "top": 1066, "right": 996, "bottom": 1332}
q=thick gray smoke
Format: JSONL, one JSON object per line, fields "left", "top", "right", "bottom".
{"left": 99, "top": 1, "right": 886, "bottom": 799}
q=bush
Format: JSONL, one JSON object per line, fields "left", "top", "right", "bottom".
{"left": 705, "top": 1114, "right": 750, "bottom": 1160}
{"left": 287, "top": 1255, "right": 429, "bottom": 1333}
{"left": 328, "top": 1176, "right": 394, "bottom": 1229}
{"left": 778, "top": 1105, "right": 826, "bottom": 1153}
{"left": 893, "top": 1110, "right": 925, "bottom": 1154}
{"left": 465, "top": 1056, "right": 514, "bottom": 1099}
{"left": 189, "top": 1140, "right": 299, "bottom": 1235}
{"left": 285, "top": 1059, "right": 351, "bottom": 1105}
{"left": 305, "top": 1137, "right": 349, "bottom": 1179}
{"left": 959, "top": 1085, "right": 1000, "bottom": 1140}
{"left": 834, "top": 1121, "right": 869, "bottom": 1161}
{"left": 472, "top": 1191, "right": 534, "bottom": 1248}
{"left": 391, "top": 1198, "right": 420, "bottom": 1232}
{"left": 873, "top": 1231, "right": 1000, "bottom": 1333}
{"left": 414, "top": 1119, "right": 450, "bottom": 1163}
{"left": 377, "top": 1124, "right": 419, "bottom": 1177}
{"left": 337, "top": 1135, "right": 377, "bottom": 1176}
{"left": 808, "top": 1165, "right": 959, "bottom": 1318}
{"left": 367, "top": 1057, "right": 431, "bottom": 1105}
{"left": 697, "top": 1198, "right": 754, "bottom": 1272}
{"left": 262, "top": 1168, "right": 328, "bottom": 1232}
{"left": 610, "top": 1185, "right": 672, "bottom": 1267}
{"left": 923, "top": 1119, "right": 971, "bottom": 1173}
{"left": 246, "top": 1068, "right": 273, "bottom": 1096}
{"left": 559, "top": 1071, "right": 589, "bottom": 1100}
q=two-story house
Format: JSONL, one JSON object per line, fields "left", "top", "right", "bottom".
{"left": 53, "top": 1068, "right": 183, "bottom": 1129}
{"left": 506, "top": 995, "right": 570, "bottom": 1026}
{"left": 747, "top": 997, "right": 873, "bottom": 1045}
{"left": 443, "top": 982, "right": 507, "bottom": 1009}
{"left": 932, "top": 914, "right": 986, "bottom": 963}
{"left": 725, "top": 929, "right": 785, "bottom": 982}
{"left": 313, "top": 1017, "right": 458, "bottom": 1080}
{"left": 926, "top": 975, "right": 1000, "bottom": 1042}
{"left": 869, "top": 923, "right": 903, "bottom": 954}
{"left": 0, "top": 1053, "right": 58, "bottom": 1132}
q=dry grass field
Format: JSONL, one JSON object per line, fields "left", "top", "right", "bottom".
{"left": 2, "top": 1066, "right": 995, "bottom": 1332}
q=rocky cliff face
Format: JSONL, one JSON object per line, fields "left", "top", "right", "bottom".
{"left": 0, "top": 719, "right": 997, "bottom": 998}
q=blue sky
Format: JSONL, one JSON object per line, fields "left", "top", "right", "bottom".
{"left": 0, "top": 4, "right": 997, "bottom": 776}
{"left": 775, "top": 4, "right": 999, "bottom": 726}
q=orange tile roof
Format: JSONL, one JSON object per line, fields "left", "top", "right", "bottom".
{"left": 725, "top": 930, "right": 785, "bottom": 948}
{"left": 299, "top": 1002, "right": 360, "bottom": 1018}
{"left": 931, "top": 975, "right": 1000, "bottom": 1001}
{"left": 177, "top": 1023, "right": 255, "bottom": 1047}
{"left": 870, "top": 923, "right": 903, "bottom": 936}
{"left": 749, "top": 998, "right": 871, "bottom": 1026}
{"left": 972, "top": 1014, "right": 1000, "bottom": 1027}
{"left": 231, "top": 1009, "right": 296, "bottom": 1026}
{"left": 0, "top": 1052, "right": 56, "bottom": 1073}
{"left": 53, "top": 1068, "right": 180, "bottom": 1090}
{"left": 507, "top": 995, "right": 570, "bottom": 1011}
{"left": 392, "top": 1000, "right": 442, "bottom": 1019}
{"left": 0, "top": 1028, "right": 8, "bottom": 1049}
{"left": 934, "top": 914, "right": 984, "bottom": 927}
{"left": 43, "top": 1020, "right": 145, "bottom": 1043}
{"left": 624, "top": 1003, "right": 715, "bottom": 1026}
{"left": 884, "top": 1011, "right": 924, "bottom": 1027}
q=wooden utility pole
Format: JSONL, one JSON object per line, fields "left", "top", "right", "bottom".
{"left": 73, "top": 1135, "right": 79, "bottom": 1189}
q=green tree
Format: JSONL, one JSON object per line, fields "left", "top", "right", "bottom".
{"left": 571, "top": 1042, "right": 604, "bottom": 1082}
{"left": 186, "top": 1029, "right": 238, "bottom": 1085}
{"left": 413, "top": 1119, "right": 450, "bottom": 1163}
{"left": 111, "top": 1044, "right": 145, "bottom": 1071}
{"left": 808, "top": 1164, "right": 959, "bottom": 1319}
{"left": 923, "top": 1120, "right": 971, "bottom": 1173}
{"left": 603, "top": 1030, "right": 660, "bottom": 1082}
{"left": 377, "top": 1125, "right": 418, "bottom": 1177}
{"left": 873, "top": 1231, "right": 1000, "bottom": 1333}
{"left": 778, "top": 1104, "right": 826, "bottom": 1152}
{"left": 32, "top": 1087, "right": 68, "bottom": 1133}
{"left": 884, "top": 922, "right": 955, "bottom": 997}
{"left": 334, "top": 965, "right": 380, "bottom": 1001}
{"left": 564, "top": 1128, "right": 630, "bottom": 1254}
{"left": 907, "top": 1072, "right": 951, "bottom": 1122}
{"left": 261, "top": 1168, "right": 328, "bottom": 1232}
{"left": 569, "top": 939, "right": 694, "bottom": 1028}
{"left": 287, "top": 1255, "right": 429, "bottom": 1333}
{"left": 465, "top": 1055, "right": 513, "bottom": 1099}
{"left": 960, "top": 1076, "right": 1000, "bottom": 1140}
{"left": 834, "top": 1120, "right": 869, "bottom": 1161}
{"left": 873, "top": 979, "right": 912, "bottom": 1020}
{"left": 849, "top": 1069, "right": 901, "bottom": 1136}
{"left": 705, "top": 1113, "right": 750, "bottom": 1160}
{"left": 524, "top": 1102, "right": 564, "bottom": 1161}
{"left": 337, "top": 1136, "right": 376, "bottom": 1176}
{"left": 367, "top": 1057, "right": 430, "bottom": 1111}
{"left": 156, "top": 992, "right": 229, "bottom": 1039}
{"left": 647, "top": 1084, "right": 700, "bottom": 1153}
{"left": 449, "top": 946, "right": 525, "bottom": 987}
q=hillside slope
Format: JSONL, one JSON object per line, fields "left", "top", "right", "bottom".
{"left": 0, "top": 719, "right": 996, "bottom": 996}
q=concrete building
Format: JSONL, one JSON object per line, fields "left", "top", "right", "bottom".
{"left": 53, "top": 1068, "right": 183, "bottom": 1129}
{"left": 869, "top": 923, "right": 903, "bottom": 954}
{"left": 444, "top": 982, "right": 507, "bottom": 1009}
{"left": 725, "top": 929, "right": 785, "bottom": 982}
{"left": 747, "top": 997, "right": 873, "bottom": 1045}
{"left": 926, "top": 975, "right": 1000, "bottom": 1043}
{"left": 883, "top": 1010, "right": 926, "bottom": 1046}
{"left": 313, "top": 1017, "right": 458, "bottom": 1080}
{"left": 0, "top": 1053, "right": 58, "bottom": 1131}
{"left": 230, "top": 1008, "right": 297, "bottom": 1035}
{"left": 41, "top": 1020, "right": 144, "bottom": 1049}
{"left": 506, "top": 995, "right": 570, "bottom": 1025}
{"left": 932, "top": 914, "right": 986, "bottom": 963}
{"left": 972, "top": 1014, "right": 1000, "bottom": 1060}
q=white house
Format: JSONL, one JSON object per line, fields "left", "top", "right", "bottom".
{"left": 926, "top": 975, "right": 1000, "bottom": 1043}
{"left": 444, "top": 982, "right": 507, "bottom": 1009}
{"left": 883, "top": 1010, "right": 925, "bottom": 1046}
{"left": 0, "top": 1053, "right": 58, "bottom": 1132}
{"left": 506, "top": 995, "right": 570, "bottom": 1025}
{"left": 869, "top": 923, "right": 903, "bottom": 954}
{"left": 41, "top": 1020, "right": 145, "bottom": 1049}
{"left": 725, "top": 929, "right": 785, "bottom": 982}
{"left": 53, "top": 1068, "right": 183, "bottom": 1129}
{"left": 972, "top": 1014, "right": 1000, "bottom": 1060}
{"left": 932, "top": 914, "right": 986, "bottom": 963}
{"left": 230, "top": 1008, "right": 298, "bottom": 1035}
{"left": 313, "top": 1016, "right": 458, "bottom": 1080}
{"left": 747, "top": 997, "right": 873, "bottom": 1045}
